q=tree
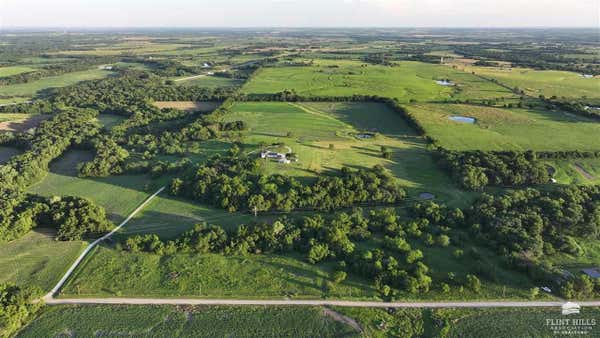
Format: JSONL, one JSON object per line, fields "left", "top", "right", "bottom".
{"left": 307, "top": 241, "right": 329, "bottom": 264}
{"left": 466, "top": 274, "right": 481, "bottom": 293}
{"left": 332, "top": 271, "right": 347, "bottom": 284}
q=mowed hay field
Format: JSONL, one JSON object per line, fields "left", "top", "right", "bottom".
{"left": 224, "top": 101, "right": 473, "bottom": 204}
{"left": 152, "top": 101, "right": 221, "bottom": 111}
{"left": 407, "top": 103, "right": 600, "bottom": 151}
{"left": 242, "top": 60, "right": 515, "bottom": 102}
{"left": 0, "top": 230, "right": 86, "bottom": 291}
{"left": 458, "top": 64, "right": 600, "bottom": 98}
{"left": 0, "top": 68, "right": 113, "bottom": 98}
{"left": 17, "top": 305, "right": 359, "bottom": 338}
{"left": 0, "top": 114, "right": 50, "bottom": 132}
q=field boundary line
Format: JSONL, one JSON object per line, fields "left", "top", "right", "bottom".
{"left": 43, "top": 186, "right": 166, "bottom": 301}
{"left": 44, "top": 298, "right": 600, "bottom": 308}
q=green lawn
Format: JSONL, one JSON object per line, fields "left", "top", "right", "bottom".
{"left": 242, "top": 60, "right": 515, "bottom": 102}
{"left": 18, "top": 305, "right": 359, "bottom": 337}
{"left": 225, "top": 101, "right": 473, "bottom": 206}
{"left": 28, "top": 150, "right": 158, "bottom": 223}
{"left": 0, "top": 230, "right": 86, "bottom": 291}
{"left": 0, "top": 69, "right": 113, "bottom": 98}
{"left": 0, "top": 65, "right": 36, "bottom": 77}
{"left": 407, "top": 103, "right": 600, "bottom": 151}
{"left": 460, "top": 64, "right": 600, "bottom": 99}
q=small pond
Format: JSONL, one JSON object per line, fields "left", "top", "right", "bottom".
{"left": 419, "top": 192, "right": 435, "bottom": 200}
{"left": 448, "top": 116, "right": 476, "bottom": 124}
{"left": 356, "top": 133, "right": 374, "bottom": 139}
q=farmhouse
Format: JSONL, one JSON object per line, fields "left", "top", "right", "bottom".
{"left": 260, "top": 151, "right": 285, "bottom": 159}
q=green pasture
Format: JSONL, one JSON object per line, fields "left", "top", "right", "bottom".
{"left": 546, "top": 158, "right": 600, "bottom": 185}
{"left": 96, "top": 113, "right": 126, "bottom": 130}
{"left": 461, "top": 65, "right": 600, "bottom": 98}
{"left": 0, "top": 65, "right": 36, "bottom": 77}
{"left": 0, "top": 69, "right": 113, "bottom": 98}
{"left": 407, "top": 103, "right": 600, "bottom": 151}
{"left": 28, "top": 150, "right": 158, "bottom": 223}
{"left": 0, "top": 230, "right": 86, "bottom": 291}
{"left": 242, "top": 60, "right": 515, "bottom": 102}
{"left": 17, "top": 305, "right": 358, "bottom": 337}
{"left": 225, "top": 101, "right": 473, "bottom": 205}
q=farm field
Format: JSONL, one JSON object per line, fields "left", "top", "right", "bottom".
{"left": 0, "top": 65, "right": 36, "bottom": 77}
{"left": 242, "top": 60, "right": 515, "bottom": 102}
{"left": 438, "top": 307, "right": 600, "bottom": 337}
{"left": 407, "top": 103, "right": 600, "bottom": 151}
{"left": 225, "top": 101, "right": 473, "bottom": 205}
{"left": 457, "top": 64, "right": 600, "bottom": 99}
{"left": 152, "top": 101, "right": 221, "bottom": 111}
{"left": 0, "top": 68, "right": 113, "bottom": 98}
{"left": 0, "top": 114, "right": 50, "bottom": 132}
{"left": 17, "top": 305, "right": 359, "bottom": 337}
{"left": 0, "top": 230, "right": 86, "bottom": 291}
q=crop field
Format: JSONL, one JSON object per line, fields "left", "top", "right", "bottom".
{"left": 225, "top": 101, "right": 473, "bottom": 205}
{"left": 51, "top": 42, "right": 193, "bottom": 56}
{"left": 0, "top": 114, "right": 49, "bottom": 132}
{"left": 457, "top": 64, "right": 600, "bottom": 98}
{"left": 407, "top": 103, "right": 600, "bottom": 151}
{"left": 439, "top": 307, "right": 600, "bottom": 337}
{"left": 0, "top": 68, "right": 113, "bottom": 98}
{"left": 242, "top": 60, "right": 515, "bottom": 102}
{"left": 18, "top": 305, "right": 358, "bottom": 337}
{"left": 152, "top": 101, "right": 221, "bottom": 111}
{"left": 0, "top": 230, "right": 86, "bottom": 291}
{"left": 28, "top": 150, "right": 159, "bottom": 223}
{"left": 0, "top": 65, "right": 36, "bottom": 77}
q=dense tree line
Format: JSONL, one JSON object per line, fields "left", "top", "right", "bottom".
{"left": 0, "top": 283, "right": 42, "bottom": 338}
{"left": 79, "top": 135, "right": 129, "bottom": 177}
{"left": 468, "top": 186, "right": 600, "bottom": 259}
{"left": 0, "top": 189, "right": 113, "bottom": 242}
{"left": 0, "top": 108, "right": 99, "bottom": 189}
{"left": 540, "top": 98, "right": 600, "bottom": 120}
{"left": 170, "top": 151, "right": 405, "bottom": 213}
{"left": 438, "top": 150, "right": 551, "bottom": 190}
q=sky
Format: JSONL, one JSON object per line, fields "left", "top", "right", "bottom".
{"left": 1, "top": 0, "right": 598, "bottom": 28}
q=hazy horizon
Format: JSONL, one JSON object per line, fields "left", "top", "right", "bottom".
{"left": 1, "top": 0, "right": 598, "bottom": 28}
